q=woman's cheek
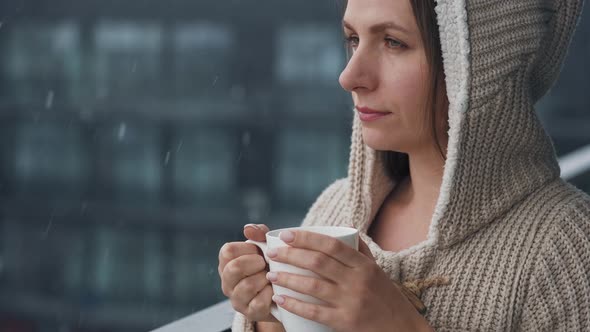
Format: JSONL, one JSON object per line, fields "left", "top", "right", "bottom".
{"left": 392, "top": 64, "right": 428, "bottom": 100}
{"left": 394, "top": 66, "right": 429, "bottom": 112}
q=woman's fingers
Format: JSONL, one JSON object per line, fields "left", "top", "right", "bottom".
{"left": 218, "top": 242, "right": 261, "bottom": 277}
{"left": 243, "top": 224, "right": 270, "bottom": 242}
{"left": 267, "top": 271, "right": 338, "bottom": 304}
{"left": 221, "top": 254, "right": 267, "bottom": 297}
{"left": 269, "top": 247, "right": 349, "bottom": 283}
{"left": 272, "top": 294, "right": 335, "bottom": 327}
{"left": 230, "top": 270, "right": 270, "bottom": 314}
{"left": 246, "top": 284, "right": 278, "bottom": 322}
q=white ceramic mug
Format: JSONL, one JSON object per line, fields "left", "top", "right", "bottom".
{"left": 246, "top": 226, "right": 359, "bottom": 332}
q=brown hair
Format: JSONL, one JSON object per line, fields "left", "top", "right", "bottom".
{"left": 341, "top": 0, "right": 448, "bottom": 183}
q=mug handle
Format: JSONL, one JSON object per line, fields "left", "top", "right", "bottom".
{"left": 246, "top": 240, "right": 282, "bottom": 322}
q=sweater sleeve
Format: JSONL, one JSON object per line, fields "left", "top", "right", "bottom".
{"left": 518, "top": 196, "right": 590, "bottom": 331}
{"left": 230, "top": 178, "right": 349, "bottom": 332}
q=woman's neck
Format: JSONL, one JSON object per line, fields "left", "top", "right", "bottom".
{"left": 404, "top": 144, "right": 446, "bottom": 210}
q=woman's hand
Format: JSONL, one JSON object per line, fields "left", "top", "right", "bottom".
{"left": 218, "top": 224, "right": 279, "bottom": 323}
{"left": 265, "top": 230, "right": 434, "bottom": 332}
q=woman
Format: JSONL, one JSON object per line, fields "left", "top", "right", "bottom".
{"left": 219, "top": 0, "right": 590, "bottom": 330}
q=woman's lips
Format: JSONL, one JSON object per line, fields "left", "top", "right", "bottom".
{"left": 356, "top": 106, "right": 392, "bottom": 122}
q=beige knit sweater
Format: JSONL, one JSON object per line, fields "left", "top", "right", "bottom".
{"left": 233, "top": 0, "right": 590, "bottom": 331}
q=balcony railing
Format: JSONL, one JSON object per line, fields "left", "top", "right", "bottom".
{"left": 558, "top": 144, "right": 590, "bottom": 180}
{"left": 150, "top": 143, "right": 590, "bottom": 332}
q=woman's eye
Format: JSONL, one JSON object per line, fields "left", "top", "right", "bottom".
{"left": 344, "top": 35, "right": 359, "bottom": 49}
{"left": 385, "top": 38, "right": 404, "bottom": 49}
{"left": 343, "top": 35, "right": 403, "bottom": 53}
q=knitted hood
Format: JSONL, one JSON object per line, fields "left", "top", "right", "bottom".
{"left": 348, "top": 0, "right": 585, "bottom": 251}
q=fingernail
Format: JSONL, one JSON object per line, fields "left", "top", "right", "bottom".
{"left": 267, "top": 248, "right": 278, "bottom": 258}
{"left": 266, "top": 271, "right": 278, "bottom": 282}
{"left": 244, "top": 224, "right": 261, "bottom": 230}
{"left": 279, "top": 231, "right": 294, "bottom": 243}
{"left": 272, "top": 295, "right": 285, "bottom": 305}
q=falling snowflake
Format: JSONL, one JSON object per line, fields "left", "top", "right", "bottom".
{"left": 118, "top": 123, "right": 127, "bottom": 141}
{"left": 164, "top": 151, "right": 171, "bottom": 165}
{"left": 43, "top": 213, "right": 55, "bottom": 238}
{"left": 176, "top": 139, "right": 184, "bottom": 153}
{"left": 46, "top": 90, "right": 54, "bottom": 109}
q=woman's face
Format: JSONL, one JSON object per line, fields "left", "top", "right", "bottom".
{"left": 339, "top": 0, "right": 434, "bottom": 153}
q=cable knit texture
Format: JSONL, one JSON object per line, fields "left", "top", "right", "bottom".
{"left": 232, "top": 0, "right": 589, "bottom": 331}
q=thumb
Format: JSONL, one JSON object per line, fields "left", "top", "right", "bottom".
{"left": 243, "top": 224, "right": 270, "bottom": 242}
{"left": 358, "top": 237, "right": 375, "bottom": 261}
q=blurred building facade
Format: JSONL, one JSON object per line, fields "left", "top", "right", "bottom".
{"left": 0, "top": 1, "right": 588, "bottom": 331}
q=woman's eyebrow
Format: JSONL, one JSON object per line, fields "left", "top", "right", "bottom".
{"left": 342, "top": 19, "right": 410, "bottom": 35}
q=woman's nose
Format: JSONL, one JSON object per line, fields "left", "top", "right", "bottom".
{"left": 339, "top": 49, "right": 376, "bottom": 93}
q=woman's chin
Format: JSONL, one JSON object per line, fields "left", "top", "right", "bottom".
{"left": 361, "top": 127, "right": 399, "bottom": 151}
